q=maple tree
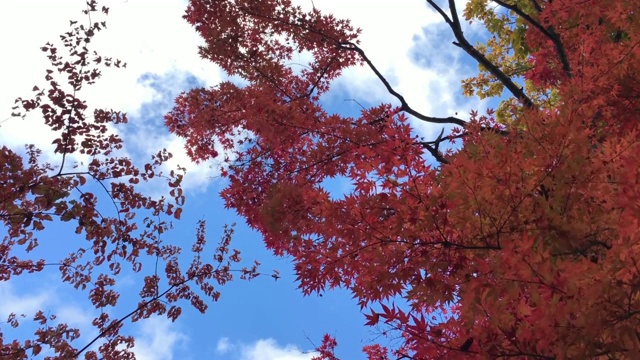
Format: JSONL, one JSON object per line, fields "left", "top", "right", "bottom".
{"left": 1, "top": 2, "right": 269, "bottom": 359}
{"left": 166, "top": 0, "right": 640, "bottom": 358}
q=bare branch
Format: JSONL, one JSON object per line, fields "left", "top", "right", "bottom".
{"left": 425, "top": 0, "right": 454, "bottom": 26}
{"left": 337, "top": 42, "right": 468, "bottom": 127}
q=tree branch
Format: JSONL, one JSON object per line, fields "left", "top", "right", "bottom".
{"left": 426, "top": 0, "right": 535, "bottom": 109}
{"left": 492, "top": 0, "right": 571, "bottom": 78}
{"left": 337, "top": 42, "right": 468, "bottom": 127}
{"left": 72, "top": 266, "right": 275, "bottom": 358}
{"left": 417, "top": 125, "right": 510, "bottom": 164}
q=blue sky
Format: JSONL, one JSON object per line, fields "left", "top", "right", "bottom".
{"left": 0, "top": 0, "right": 496, "bottom": 358}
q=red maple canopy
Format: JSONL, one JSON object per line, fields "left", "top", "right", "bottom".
{"left": 166, "top": 0, "right": 640, "bottom": 358}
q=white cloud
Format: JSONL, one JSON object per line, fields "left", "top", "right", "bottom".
{"left": 0, "top": 281, "right": 51, "bottom": 320}
{"left": 133, "top": 316, "right": 189, "bottom": 360}
{"left": 239, "top": 339, "right": 317, "bottom": 360}
{"left": 0, "top": 280, "right": 188, "bottom": 359}
{"left": 0, "top": 280, "right": 101, "bottom": 356}
{"left": 213, "top": 338, "right": 317, "bottom": 360}
{"left": 110, "top": 70, "right": 222, "bottom": 193}
{"left": 304, "top": 0, "right": 441, "bottom": 99}
{"left": 216, "top": 337, "right": 233, "bottom": 354}
{"left": 0, "top": 0, "right": 222, "bottom": 193}
{"left": 0, "top": 1, "right": 101, "bottom": 162}
{"left": 56, "top": 304, "right": 95, "bottom": 329}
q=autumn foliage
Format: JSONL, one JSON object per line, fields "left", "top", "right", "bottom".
{"left": 165, "top": 0, "right": 640, "bottom": 358}
{"left": 0, "top": 2, "right": 266, "bottom": 359}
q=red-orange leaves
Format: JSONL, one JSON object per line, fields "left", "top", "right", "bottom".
{"left": 311, "top": 334, "right": 339, "bottom": 360}
{"left": 168, "top": 0, "right": 640, "bottom": 358}
{"left": 184, "top": 0, "right": 361, "bottom": 87}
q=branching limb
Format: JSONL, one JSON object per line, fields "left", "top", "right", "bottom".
{"left": 337, "top": 42, "right": 468, "bottom": 127}
{"left": 417, "top": 125, "right": 510, "bottom": 164}
{"left": 426, "top": 0, "right": 535, "bottom": 109}
{"left": 423, "top": 142, "right": 450, "bottom": 164}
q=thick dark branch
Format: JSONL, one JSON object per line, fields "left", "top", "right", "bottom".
{"left": 396, "top": 238, "right": 502, "bottom": 251}
{"left": 423, "top": 142, "right": 450, "bottom": 164}
{"left": 492, "top": 0, "right": 571, "bottom": 78}
{"left": 426, "top": 0, "right": 535, "bottom": 109}
{"left": 448, "top": 0, "right": 462, "bottom": 29}
{"left": 417, "top": 125, "right": 510, "bottom": 164}
{"left": 419, "top": 127, "right": 452, "bottom": 164}
{"left": 241, "top": 6, "right": 468, "bottom": 129}
{"left": 337, "top": 42, "right": 468, "bottom": 127}
{"left": 240, "top": 5, "right": 471, "bottom": 165}
{"left": 426, "top": 0, "right": 454, "bottom": 25}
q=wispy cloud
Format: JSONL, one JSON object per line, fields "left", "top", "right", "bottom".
{"left": 214, "top": 338, "right": 317, "bottom": 360}
{"left": 133, "top": 316, "right": 189, "bottom": 360}
{"left": 0, "top": 0, "right": 222, "bottom": 192}
{"left": 0, "top": 282, "right": 51, "bottom": 320}
{"left": 118, "top": 71, "right": 220, "bottom": 193}
{"left": 216, "top": 337, "right": 233, "bottom": 354}
{"left": 0, "top": 279, "right": 189, "bottom": 359}
{"left": 0, "top": 279, "right": 97, "bottom": 355}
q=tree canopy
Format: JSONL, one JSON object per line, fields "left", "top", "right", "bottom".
{"left": 1, "top": 2, "right": 268, "bottom": 358}
{"left": 165, "top": 0, "right": 640, "bottom": 358}
{"left": 3, "top": 0, "right": 640, "bottom": 358}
